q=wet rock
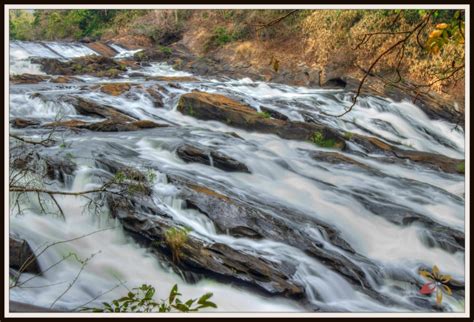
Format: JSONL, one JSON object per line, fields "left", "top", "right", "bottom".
{"left": 86, "top": 41, "right": 118, "bottom": 57}
{"left": 118, "top": 59, "right": 140, "bottom": 70}
{"left": 10, "top": 149, "right": 76, "bottom": 185}
{"left": 10, "top": 301, "right": 59, "bottom": 313}
{"left": 308, "top": 150, "right": 370, "bottom": 170}
{"left": 10, "top": 74, "right": 50, "bottom": 84}
{"left": 128, "top": 72, "right": 147, "bottom": 78}
{"left": 145, "top": 76, "right": 198, "bottom": 82}
{"left": 63, "top": 96, "right": 137, "bottom": 122}
{"left": 350, "top": 189, "right": 464, "bottom": 253}
{"left": 177, "top": 92, "right": 345, "bottom": 148}
{"left": 84, "top": 119, "right": 168, "bottom": 132}
{"left": 167, "top": 175, "right": 389, "bottom": 292}
{"left": 346, "top": 134, "right": 465, "bottom": 174}
{"left": 146, "top": 85, "right": 165, "bottom": 108}
{"left": 45, "top": 119, "right": 168, "bottom": 132}
{"left": 10, "top": 235, "right": 40, "bottom": 274}
{"left": 51, "top": 76, "right": 81, "bottom": 84}
{"left": 100, "top": 83, "right": 131, "bottom": 96}
{"left": 259, "top": 106, "right": 289, "bottom": 121}
{"left": 10, "top": 118, "right": 40, "bottom": 129}
{"left": 106, "top": 190, "right": 305, "bottom": 298}
{"left": 176, "top": 144, "right": 250, "bottom": 173}
{"left": 31, "top": 56, "right": 127, "bottom": 78}
{"left": 44, "top": 119, "right": 89, "bottom": 128}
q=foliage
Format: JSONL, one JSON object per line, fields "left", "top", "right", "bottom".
{"left": 111, "top": 168, "right": 156, "bottom": 196}
{"left": 164, "top": 227, "right": 189, "bottom": 263}
{"left": 85, "top": 284, "right": 217, "bottom": 313}
{"left": 9, "top": 10, "right": 35, "bottom": 40}
{"left": 257, "top": 111, "right": 271, "bottom": 119}
{"left": 159, "top": 46, "right": 173, "bottom": 56}
{"left": 425, "top": 11, "right": 465, "bottom": 55}
{"left": 419, "top": 265, "right": 453, "bottom": 305}
{"left": 204, "top": 26, "right": 242, "bottom": 51}
{"left": 311, "top": 131, "right": 337, "bottom": 148}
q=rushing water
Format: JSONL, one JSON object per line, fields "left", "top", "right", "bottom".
{"left": 8, "top": 41, "right": 465, "bottom": 313}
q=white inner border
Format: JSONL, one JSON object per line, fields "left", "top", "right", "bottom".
{"left": 4, "top": 4, "right": 470, "bottom": 318}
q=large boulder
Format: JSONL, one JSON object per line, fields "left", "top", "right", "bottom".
{"left": 177, "top": 92, "right": 346, "bottom": 148}
{"left": 106, "top": 189, "right": 305, "bottom": 299}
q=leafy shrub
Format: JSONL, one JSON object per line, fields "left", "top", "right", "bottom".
{"left": 204, "top": 26, "right": 241, "bottom": 52}
{"left": 85, "top": 284, "right": 217, "bottom": 312}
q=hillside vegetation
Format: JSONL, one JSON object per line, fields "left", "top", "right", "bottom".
{"left": 10, "top": 9, "right": 465, "bottom": 105}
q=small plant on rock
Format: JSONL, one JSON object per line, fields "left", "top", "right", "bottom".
{"left": 164, "top": 227, "right": 189, "bottom": 263}
{"left": 311, "top": 131, "right": 336, "bottom": 148}
{"left": 257, "top": 111, "right": 271, "bottom": 119}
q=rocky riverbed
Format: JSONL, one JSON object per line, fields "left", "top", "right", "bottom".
{"left": 8, "top": 40, "right": 465, "bottom": 313}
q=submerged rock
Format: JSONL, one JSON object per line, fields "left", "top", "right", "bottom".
{"left": 176, "top": 143, "right": 250, "bottom": 173}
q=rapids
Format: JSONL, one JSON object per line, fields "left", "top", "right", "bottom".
{"left": 8, "top": 41, "right": 466, "bottom": 313}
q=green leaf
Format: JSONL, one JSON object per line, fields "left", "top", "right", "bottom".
{"left": 145, "top": 287, "right": 155, "bottom": 300}
{"left": 198, "top": 292, "right": 214, "bottom": 304}
{"left": 169, "top": 284, "right": 179, "bottom": 303}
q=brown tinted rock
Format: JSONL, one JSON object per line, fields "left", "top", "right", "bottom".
{"left": 86, "top": 42, "right": 118, "bottom": 57}
{"left": 177, "top": 92, "right": 345, "bottom": 147}
{"left": 11, "top": 118, "right": 40, "bottom": 129}
{"left": 10, "top": 74, "right": 50, "bottom": 84}
{"left": 100, "top": 83, "right": 131, "bottom": 96}
{"left": 146, "top": 86, "right": 165, "bottom": 108}
{"left": 51, "top": 76, "right": 81, "bottom": 84}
